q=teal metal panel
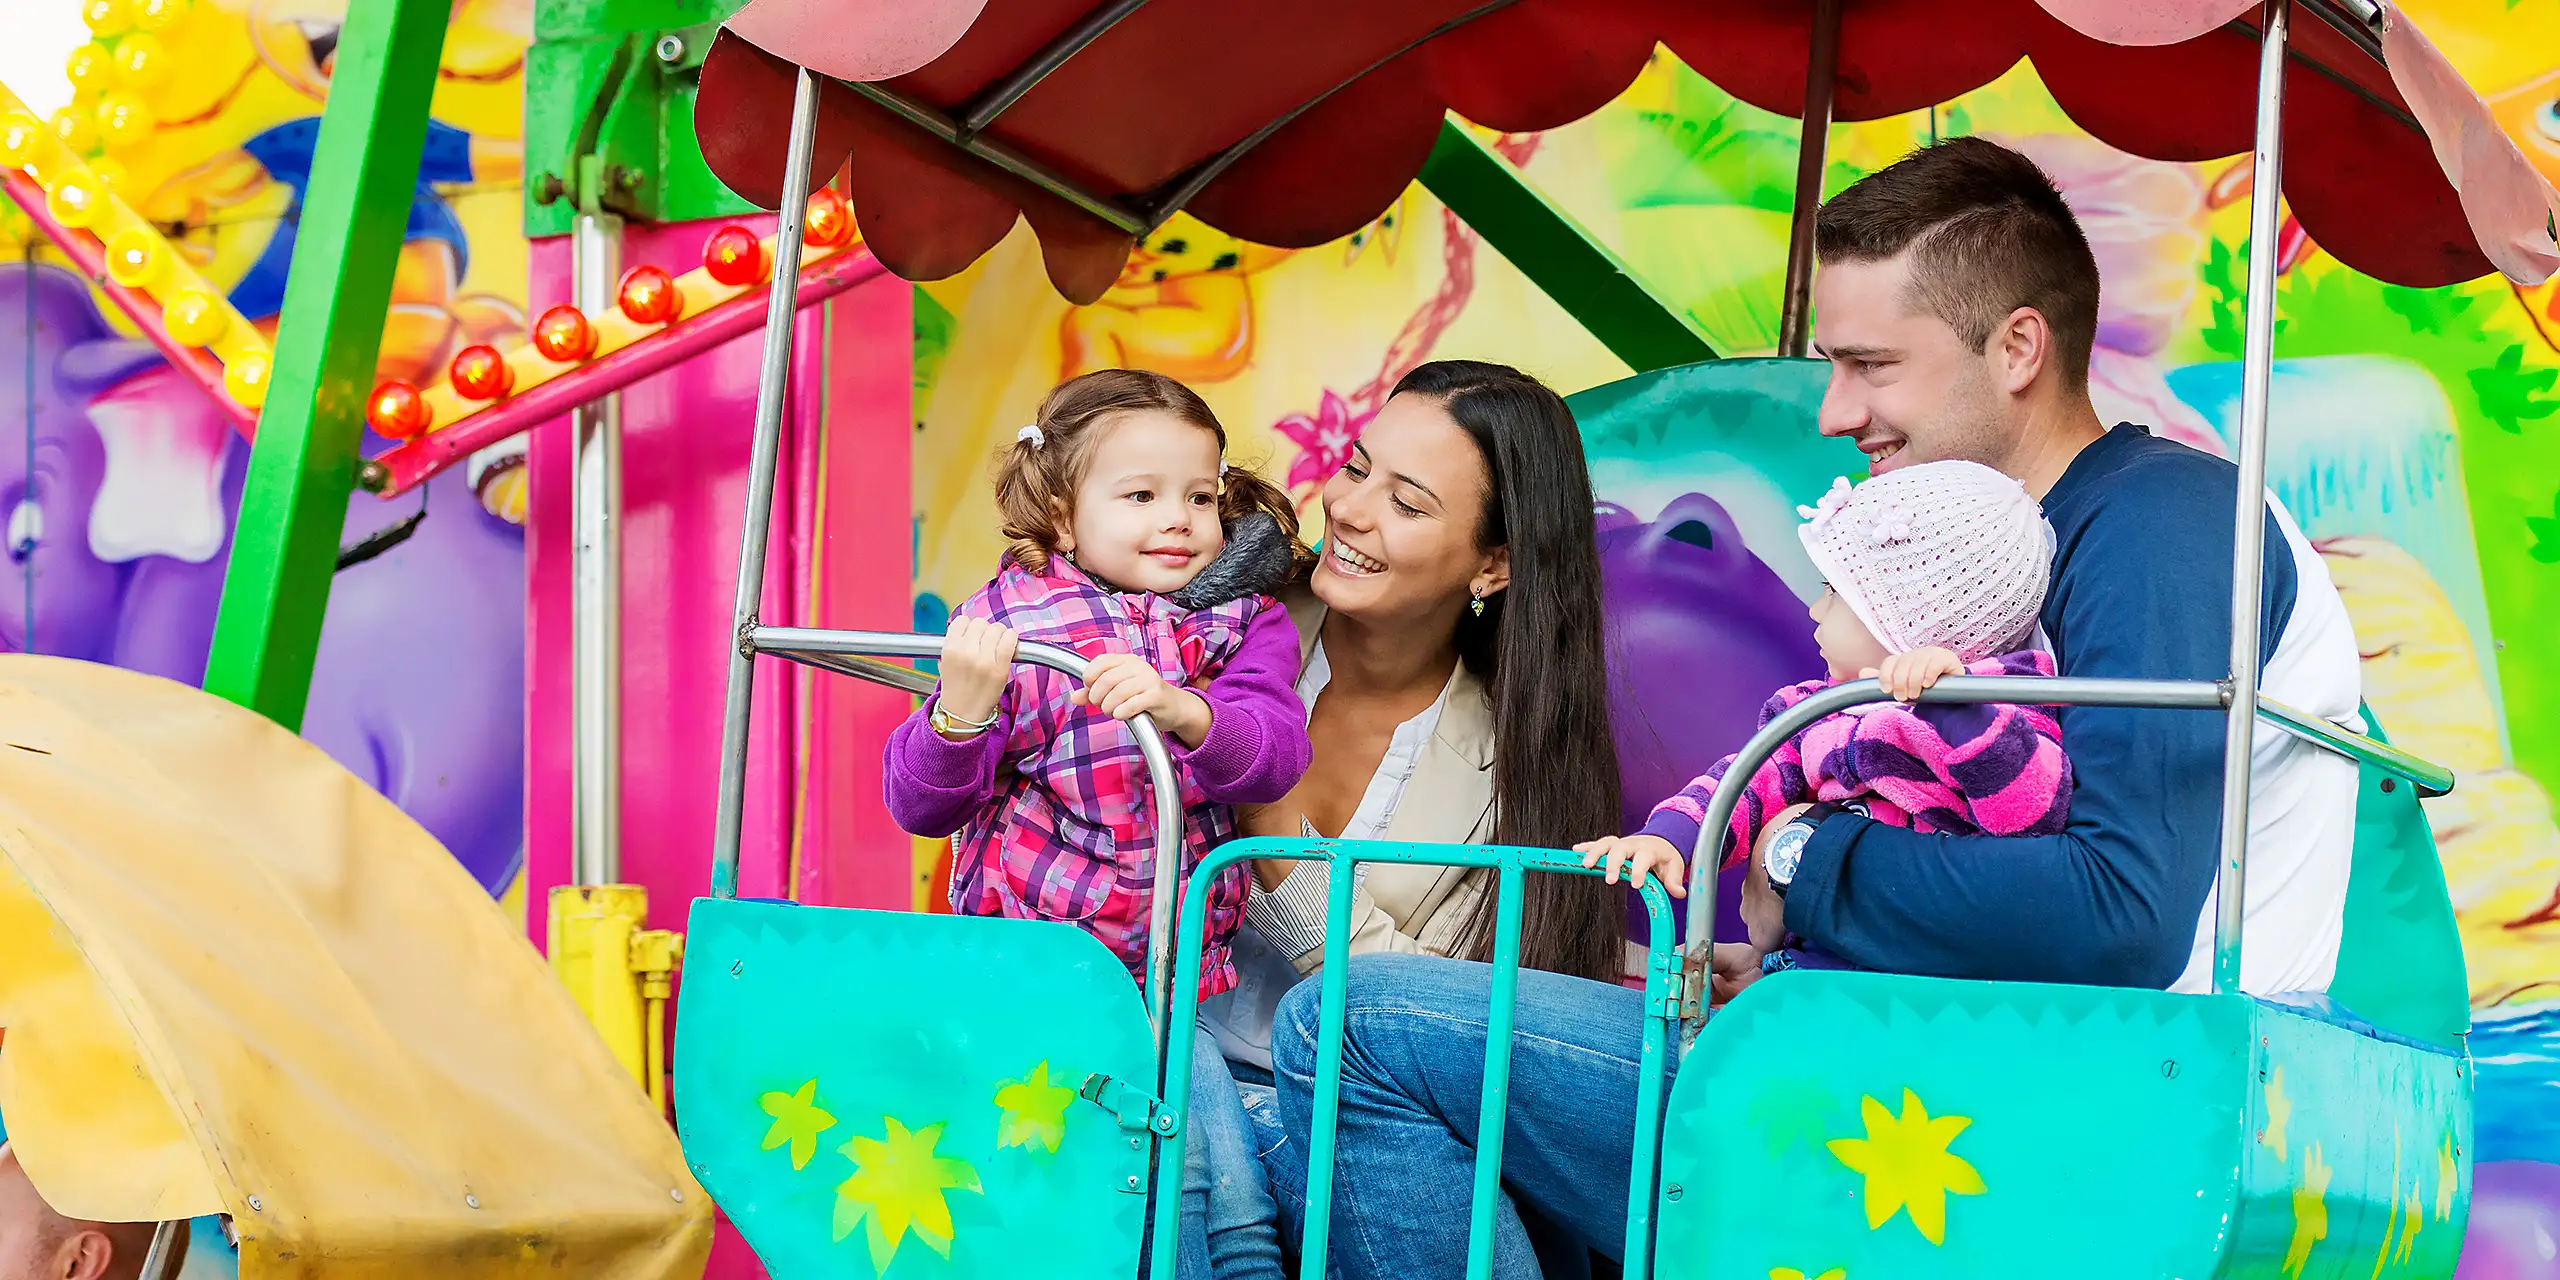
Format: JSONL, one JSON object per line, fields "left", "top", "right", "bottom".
{"left": 674, "top": 900, "right": 1155, "bottom": 1278}
{"left": 1655, "top": 972, "right": 2472, "bottom": 1278}
{"left": 2328, "top": 712, "right": 2471, "bottom": 1052}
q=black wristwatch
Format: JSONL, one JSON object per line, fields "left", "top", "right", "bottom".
{"left": 1764, "top": 803, "right": 1844, "bottom": 899}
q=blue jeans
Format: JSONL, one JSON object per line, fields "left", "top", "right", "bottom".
{"left": 1181, "top": 1025, "right": 1287, "bottom": 1280}
{"left": 1270, "top": 953, "right": 1669, "bottom": 1279}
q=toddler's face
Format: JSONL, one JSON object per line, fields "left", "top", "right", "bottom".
{"left": 1810, "top": 586, "right": 1890, "bottom": 682}
{"left": 1061, "top": 409, "right": 1226, "bottom": 594}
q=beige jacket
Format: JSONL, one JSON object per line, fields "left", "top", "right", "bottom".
{"left": 1254, "top": 588, "right": 1497, "bottom": 974}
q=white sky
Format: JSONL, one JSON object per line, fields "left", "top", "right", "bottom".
{"left": 0, "top": 5, "right": 91, "bottom": 117}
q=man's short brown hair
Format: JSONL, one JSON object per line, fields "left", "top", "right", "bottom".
{"left": 1814, "top": 136, "right": 2100, "bottom": 389}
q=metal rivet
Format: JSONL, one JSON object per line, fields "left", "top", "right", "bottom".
{"left": 730, "top": 960, "right": 744, "bottom": 977}
{"left": 2380, "top": 778, "right": 2398, "bottom": 793}
{"left": 655, "top": 33, "right": 686, "bottom": 63}
{"left": 1664, "top": 1184, "right": 1683, "bottom": 1201}
{"left": 2162, "top": 1059, "right": 2179, "bottom": 1078}
{"left": 1129, "top": 1137, "right": 1143, "bottom": 1150}
{"left": 465, "top": 1195, "right": 480, "bottom": 1210}
{"left": 1124, "top": 1176, "right": 1142, "bottom": 1191}
{"left": 246, "top": 1196, "right": 264, "bottom": 1213}
{"left": 671, "top": 1188, "right": 686, "bottom": 1203}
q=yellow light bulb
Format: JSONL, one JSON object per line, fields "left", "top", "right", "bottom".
{"left": 223, "top": 350, "right": 270, "bottom": 409}
{"left": 82, "top": 0, "right": 133, "bottom": 36}
{"left": 163, "top": 287, "right": 227, "bottom": 346}
{"left": 104, "top": 226, "right": 163, "bottom": 288}
{"left": 0, "top": 112, "right": 41, "bottom": 167}
{"left": 113, "top": 35, "right": 166, "bottom": 89}
{"left": 94, "top": 93, "right": 153, "bottom": 148}
{"left": 66, "top": 43, "right": 115, "bottom": 94}
{"left": 49, "top": 107, "right": 97, "bottom": 153}
{"left": 46, "top": 176, "right": 104, "bottom": 229}
{"left": 134, "top": 0, "right": 189, "bottom": 31}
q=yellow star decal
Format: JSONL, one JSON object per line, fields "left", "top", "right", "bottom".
{"left": 2394, "top": 1181, "right": 2424, "bottom": 1264}
{"left": 832, "top": 1118, "right": 984, "bottom": 1273}
{"left": 1825, "top": 1089, "right": 1986, "bottom": 1246}
{"left": 994, "top": 1061, "right": 1078, "bottom": 1153}
{"left": 759, "top": 1079, "right": 836, "bottom": 1171}
{"left": 1770, "top": 1269, "right": 1846, "bottom": 1280}
{"left": 2284, "top": 1143, "right": 2331, "bottom": 1278}
{"left": 2435, "top": 1135, "right": 2458, "bottom": 1222}
{"left": 2260, "top": 1067, "right": 2290, "bottom": 1162}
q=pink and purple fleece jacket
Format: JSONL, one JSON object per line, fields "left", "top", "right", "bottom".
{"left": 1639, "top": 650, "right": 2075, "bottom": 866}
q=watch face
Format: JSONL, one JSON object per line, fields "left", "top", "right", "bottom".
{"left": 1767, "top": 823, "right": 1811, "bottom": 885}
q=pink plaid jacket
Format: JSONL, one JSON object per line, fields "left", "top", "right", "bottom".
{"left": 944, "top": 560, "right": 1262, "bottom": 994}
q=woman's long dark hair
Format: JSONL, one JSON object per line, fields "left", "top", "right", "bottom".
{"left": 1394, "top": 360, "right": 1627, "bottom": 983}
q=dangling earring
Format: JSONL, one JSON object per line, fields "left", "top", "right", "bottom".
{"left": 1469, "top": 586, "right": 1485, "bottom": 617}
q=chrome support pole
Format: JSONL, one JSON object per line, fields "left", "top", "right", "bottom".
{"left": 570, "top": 210, "right": 624, "bottom": 886}
{"left": 1776, "top": 0, "right": 1842, "bottom": 358}
{"left": 2213, "top": 0, "right": 2292, "bottom": 996}
{"left": 709, "top": 67, "right": 821, "bottom": 900}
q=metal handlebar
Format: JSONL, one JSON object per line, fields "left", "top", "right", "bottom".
{"left": 1675, "top": 673, "right": 2456, "bottom": 1056}
{"left": 743, "top": 626, "right": 1191, "bottom": 1054}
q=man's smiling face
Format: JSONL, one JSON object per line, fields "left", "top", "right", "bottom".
{"left": 1811, "top": 251, "right": 2017, "bottom": 476}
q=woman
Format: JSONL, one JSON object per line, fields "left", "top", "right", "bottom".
{"left": 1187, "top": 359, "right": 1628, "bottom": 1276}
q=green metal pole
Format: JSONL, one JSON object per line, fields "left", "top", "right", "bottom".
{"left": 1417, "top": 117, "right": 1717, "bottom": 373}
{"left": 201, "top": 0, "right": 450, "bottom": 729}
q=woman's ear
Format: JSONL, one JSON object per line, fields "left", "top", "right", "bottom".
{"left": 1474, "top": 545, "right": 1512, "bottom": 599}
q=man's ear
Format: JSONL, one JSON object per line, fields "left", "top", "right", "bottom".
{"left": 1991, "top": 305, "right": 2052, "bottom": 395}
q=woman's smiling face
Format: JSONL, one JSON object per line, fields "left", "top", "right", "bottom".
{"left": 1313, "top": 391, "right": 1504, "bottom": 627}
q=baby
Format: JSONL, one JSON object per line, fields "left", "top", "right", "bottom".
{"left": 1579, "top": 460, "right": 2074, "bottom": 963}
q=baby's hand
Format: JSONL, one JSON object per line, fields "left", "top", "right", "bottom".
{"left": 1573, "top": 833, "right": 1689, "bottom": 897}
{"left": 936, "top": 616, "right": 1019, "bottom": 732}
{"left": 1865, "top": 646, "right": 1966, "bottom": 703}
{"left": 1073, "top": 653, "right": 1213, "bottom": 746}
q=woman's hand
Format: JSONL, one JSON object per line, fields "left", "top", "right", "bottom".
{"left": 1573, "top": 833, "right": 1688, "bottom": 896}
{"left": 936, "top": 616, "right": 1019, "bottom": 738}
{"left": 1073, "top": 653, "right": 1214, "bottom": 747}
{"left": 1863, "top": 646, "right": 1965, "bottom": 703}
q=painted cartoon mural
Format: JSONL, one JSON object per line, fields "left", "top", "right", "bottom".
{"left": 0, "top": 0, "right": 533, "bottom": 899}
{"left": 909, "top": 0, "right": 2560, "bottom": 1265}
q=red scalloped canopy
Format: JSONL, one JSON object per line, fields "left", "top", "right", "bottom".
{"left": 693, "top": 0, "right": 2516, "bottom": 304}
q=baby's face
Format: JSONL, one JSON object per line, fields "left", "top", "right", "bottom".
{"left": 1810, "top": 586, "right": 1891, "bottom": 682}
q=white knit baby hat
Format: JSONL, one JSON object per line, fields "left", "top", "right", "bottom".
{"left": 1796, "top": 459, "right": 2054, "bottom": 663}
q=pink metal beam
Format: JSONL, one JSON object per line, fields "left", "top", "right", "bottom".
{"left": 360, "top": 248, "right": 888, "bottom": 499}
{"left": 2, "top": 169, "right": 262, "bottom": 437}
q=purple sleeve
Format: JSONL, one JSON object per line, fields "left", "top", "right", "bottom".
{"left": 1175, "top": 605, "right": 1310, "bottom": 804}
{"left": 883, "top": 694, "right": 1011, "bottom": 837}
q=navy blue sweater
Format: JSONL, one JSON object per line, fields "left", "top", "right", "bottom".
{"left": 1783, "top": 426, "right": 2296, "bottom": 988}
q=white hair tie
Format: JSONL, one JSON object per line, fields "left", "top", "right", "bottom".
{"left": 1017, "top": 423, "right": 1045, "bottom": 448}
{"left": 1220, "top": 460, "right": 1233, "bottom": 476}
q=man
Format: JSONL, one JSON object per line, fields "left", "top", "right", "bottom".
{"left": 1269, "top": 136, "right": 2364, "bottom": 1275}
{"left": 0, "top": 1144, "right": 176, "bottom": 1280}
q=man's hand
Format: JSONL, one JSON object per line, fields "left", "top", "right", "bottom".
{"left": 1709, "top": 942, "right": 1765, "bottom": 1006}
{"left": 1072, "top": 653, "right": 1214, "bottom": 747}
{"left": 1741, "top": 803, "right": 1811, "bottom": 952}
{"left": 1863, "top": 646, "right": 1966, "bottom": 703}
{"left": 1573, "top": 833, "right": 1689, "bottom": 896}
{"left": 935, "top": 616, "right": 1019, "bottom": 738}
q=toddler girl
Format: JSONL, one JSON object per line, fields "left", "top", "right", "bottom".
{"left": 884, "top": 367, "right": 1313, "bottom": 995}
{"left": 1578, "top": 459, "right": 2073, "bottom": 961}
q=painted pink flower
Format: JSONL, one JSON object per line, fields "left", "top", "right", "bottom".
{"left": 1272, "top": 389, "right": 1371, "bottom": 491}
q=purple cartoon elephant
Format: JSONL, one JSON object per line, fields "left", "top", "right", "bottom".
{"left": 1, "top": 262, "right": 525, "bottom": 893}
{"left": 1598, "top": 491, "right": 1825, "bottom": 942}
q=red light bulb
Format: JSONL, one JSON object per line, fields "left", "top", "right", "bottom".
{"left": 367, "top": 380, "right": 432, "bottom": 439}
{"left": 449, "top": 344, "right": 514, "bottom": 400}
{"left": 616, "top": 264, "right": 682, "bottom": 325}
{"left": 702, "top": 224, "right": 766, "bottom": 287}
{"left": 532, "top": 304, "right": 597, "bottom": 362}
{"left": 803, "top": 187, "right": 853, "bottom": 248}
